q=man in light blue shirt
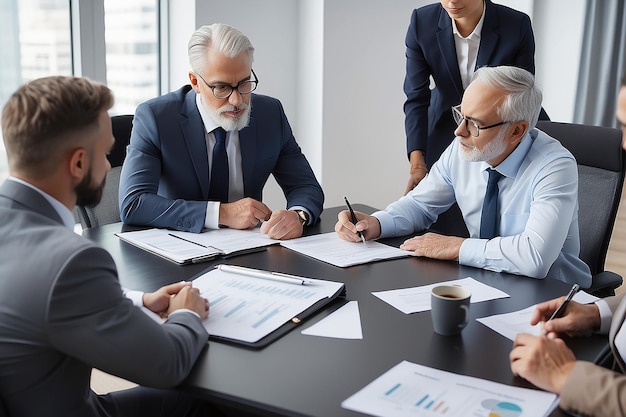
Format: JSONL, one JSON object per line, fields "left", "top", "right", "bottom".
{"left": 336, "top": 66, "right": 590, "bottom": 287}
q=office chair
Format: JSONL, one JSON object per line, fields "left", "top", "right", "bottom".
{"left": 75, "top": 114, "right": 134, "bottom": 229}
{"left": 537, "top": 121, "right": 626, "bottom": 297}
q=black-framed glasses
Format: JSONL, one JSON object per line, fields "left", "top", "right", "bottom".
{"left": 452, "top": 105, "right": 508, "bottom": 137}
{"left": 195, "top": 69, "right": 258, "bottom": 99}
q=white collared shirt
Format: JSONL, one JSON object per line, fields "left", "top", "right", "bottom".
{"left": 451, "top": 3, "right": 486, "bottom": 89}
{"left": 195, "top": 94, "right": 245, "bottom": 229}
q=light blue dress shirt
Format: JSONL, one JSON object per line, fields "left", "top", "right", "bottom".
{"left": 374, "top": 128, "right": 591, "bottom": 287}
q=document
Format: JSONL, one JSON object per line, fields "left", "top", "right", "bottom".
{"left": 342, "top": 360, "right": 558, "bottom": 417}
{"left": 116, "top": 228, "right": 277, "bottom": 264}
{"left": 279, "top": 232, "right": 409, "bottom": 267}
{"left": 477, "top": 290, "right": 599, "bottom": 341}
{"left": 142, "top": 265, "right": 345, "bottom": 345}
{"left": 301, "top": 300, "right": 363, "bottom": 339}
{"left": 372, "top": 277, "right": 510, "bottom": 314}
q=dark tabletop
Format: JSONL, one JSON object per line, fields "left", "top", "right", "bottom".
{"left": 83, "top": 205, "right": 606, "bottom": 417}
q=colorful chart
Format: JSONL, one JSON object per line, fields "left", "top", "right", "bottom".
{"left": 482, "top": 399, "right": 523, "bottom": 417}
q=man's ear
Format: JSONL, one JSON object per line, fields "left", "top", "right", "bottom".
{"left": 509, "top": 121, "right": 529, "bottom": 145}
{"left": 189, "top": 72, "right": 200, "bottom": 93}
{"left": 68, "top": 147, "right": 87, "bottom": 183}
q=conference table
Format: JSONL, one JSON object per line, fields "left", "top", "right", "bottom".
{"left": 83, "top": 205, "right": 609, "bottom": 417}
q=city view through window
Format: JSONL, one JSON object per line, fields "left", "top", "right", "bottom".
{"left": 0, "top": 0, "right": 158, "bottom": 182}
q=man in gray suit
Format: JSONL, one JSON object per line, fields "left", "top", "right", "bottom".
{"left": 0, "top": 76, "right": 212, "bottom": 416}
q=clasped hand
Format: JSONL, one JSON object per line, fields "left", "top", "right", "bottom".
{"left": 142, "top": 281, "right": 209, "bottom": 320}
{"left": 218, "top": 198, "right": 304, "bottom": 240}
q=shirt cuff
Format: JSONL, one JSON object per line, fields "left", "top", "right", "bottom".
{"left": 123, "top": 289, "right": 144, "bottom": 308}
{"left": 595, "top": 299, "right": 612, "bottom": 334}
{"left": 168, "top": 309, "right": 201, "bottom": 320}
{"left": 458, "top": 238, "right": 488, "bottom": 267}
{"left": 204, "top": 201, "right": 220, "bottom": 229}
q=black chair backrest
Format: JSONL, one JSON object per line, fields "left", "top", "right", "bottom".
{"left": 109, "top": 114, "right": 133, "bottom": 167}
{"left": 74, "top": 114, "right": 133, "bottom": 228}
{"left": 537, "top": 121, "right": 626, "bottom": 276}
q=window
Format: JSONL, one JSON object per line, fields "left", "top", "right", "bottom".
{"left": 0, "top": 0, "right": 160, "bottom": 182}
{"left": 104, "top": 0, "right": 159, "bottom": 115}
{"left": 0, "top": 0, "right": 72, "bottom": 182}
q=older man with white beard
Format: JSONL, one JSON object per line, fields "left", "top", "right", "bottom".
{"left": 119, "top": 23, "right": 323, "bottom": 240}
{"left": 335, "top": 66, "right": 590, "bottom": 287}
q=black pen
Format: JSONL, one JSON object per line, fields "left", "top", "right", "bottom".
{"left": 548, "top": 283, "right": 580, "bottom": 321}
{"left": 344, "top": 196, "right": 366, "bottom": 245}
{"left": 168, "top": 233, "right": 209, "bottom": 248}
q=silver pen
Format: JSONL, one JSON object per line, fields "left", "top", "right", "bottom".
{"left": 215, "top": 264, "right": 313, "bottom": 285}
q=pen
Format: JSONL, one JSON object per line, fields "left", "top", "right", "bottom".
{"left": 548, "top": 283, "right": 580, "bottom": 321}
{"left": 344, "top": 196, "right": 366, "bottom": 245}
{"left": 216, "top": 264, "right": 312, "bottom": 285}
{"left": 168, "top": 233, "right": 209, "bottom": 248}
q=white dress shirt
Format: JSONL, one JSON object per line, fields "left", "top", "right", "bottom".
{"left": 452, "top": 3, "right": 485, "bottom": 89}
{"left": 196, "top": 94, "right": 245, "bottom": 229}
{"left": 373, "top": 129, "right": 591, "bottom": 287}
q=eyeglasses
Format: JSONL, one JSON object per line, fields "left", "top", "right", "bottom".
{"left": 452, "top": 105, "right": 508, "bottom": 137}
{"left": 195, "top": 69, "right": 259, "bottom": 99}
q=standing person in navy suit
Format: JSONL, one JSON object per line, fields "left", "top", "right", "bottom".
{"left": 120, "top": 23, "right": 324, "bottom": 239}
{"left": 404, "top": 0, "right": 547, "bottom": 194}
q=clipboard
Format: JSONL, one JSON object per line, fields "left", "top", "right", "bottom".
{"left": 115, "top": 228, "right": 278, "bottom": 264}
{"left": 212, "top": 285, "right": 347, "bottom": 349}
{"left": 188, "top": 265, "right": 347, "bottom": 349}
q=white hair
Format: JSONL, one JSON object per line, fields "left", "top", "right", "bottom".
{"left": 471, "top": 66, "right": 543, "bottom": 128}
{"left": 188, "top": 23, "right": 254, "bottom": 73}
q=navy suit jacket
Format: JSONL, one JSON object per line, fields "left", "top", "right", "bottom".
{"left": 120, "top": 85, "right": 324, "bottom": 233}
{"left": 404, "top": 0, "right": 542, "bottom": 167}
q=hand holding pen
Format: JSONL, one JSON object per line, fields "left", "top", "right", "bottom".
{"left": 547, "top": 284, "right": 580, "bottom": 321}
{"left": 529, "top": 284, "right": 603, "bottom": 337}
{"left": 344, "top": 197, "right": 366, "bottom": 245}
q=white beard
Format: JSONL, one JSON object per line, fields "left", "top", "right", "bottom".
{"left": 458, "top": 126, "right": 508, "bottom": 162}
{"left": 206, "top": 100, "right": 252, "bottom": 132}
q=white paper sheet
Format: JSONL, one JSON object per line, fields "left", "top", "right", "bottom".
{"left": 477, "top": 290, "right": 600, "bottom": 341}
{"left": 342, "top": 360, "right": 558, "bottom": 417}
{"left": 301, "top": 301, "right": 363, "bottom": 339}
{"left": 279, "top": 232, "right": 409, "bottom": 267}
{"left": 372, "top": 277, "right": 509, "bottom": 314}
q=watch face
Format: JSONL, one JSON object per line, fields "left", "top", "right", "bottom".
{"left": 296, "top": 210, "right": 308, "bottom": 226}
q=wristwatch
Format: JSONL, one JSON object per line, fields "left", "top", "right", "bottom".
{"left": 293, "top": 209, "right": 309, "bottom": 227}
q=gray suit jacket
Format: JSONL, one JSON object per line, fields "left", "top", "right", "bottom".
{"left": 560, "top": 293, "right": 626, "bottom": 415}
{"left": 0, "top": 180, "right": 209, "bottom": 417}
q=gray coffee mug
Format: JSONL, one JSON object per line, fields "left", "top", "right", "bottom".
{"left": 431, "top": 285, "right": 471, "bottom": 336}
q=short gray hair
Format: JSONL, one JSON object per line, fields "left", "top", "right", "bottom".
{"left": 471, "top": 66, "right": 542, "bottom": 128}
{"left": 188, "top": 23, "right": 254, "bottom": 74}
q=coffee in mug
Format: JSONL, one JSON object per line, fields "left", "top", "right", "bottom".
{"left": 431, "top": 285, "right": 471, "bottom": 336}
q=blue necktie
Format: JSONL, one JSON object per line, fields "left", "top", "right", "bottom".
{"left": 480, "top": 168, "right": 503, "bottom": 239}
{"left": 208, "top": 127, "right": 229, "bottom": 203}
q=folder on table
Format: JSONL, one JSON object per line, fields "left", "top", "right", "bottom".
{"left": 116, "top": 228, "right": 278, "bottom": 264}
{"left": 141, "top": 264, "right": 346, "bottom": 348}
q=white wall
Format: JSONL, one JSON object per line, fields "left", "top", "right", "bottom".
{"left": 179, "top": 0, "right": 586, "bottom": 212}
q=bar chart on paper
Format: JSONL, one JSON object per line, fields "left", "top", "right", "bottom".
{"left": 190, "top": 268, "right": 344, "bottom": 343}
{"left": 342, "top": 361, "right": 557, "bottom": 417}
